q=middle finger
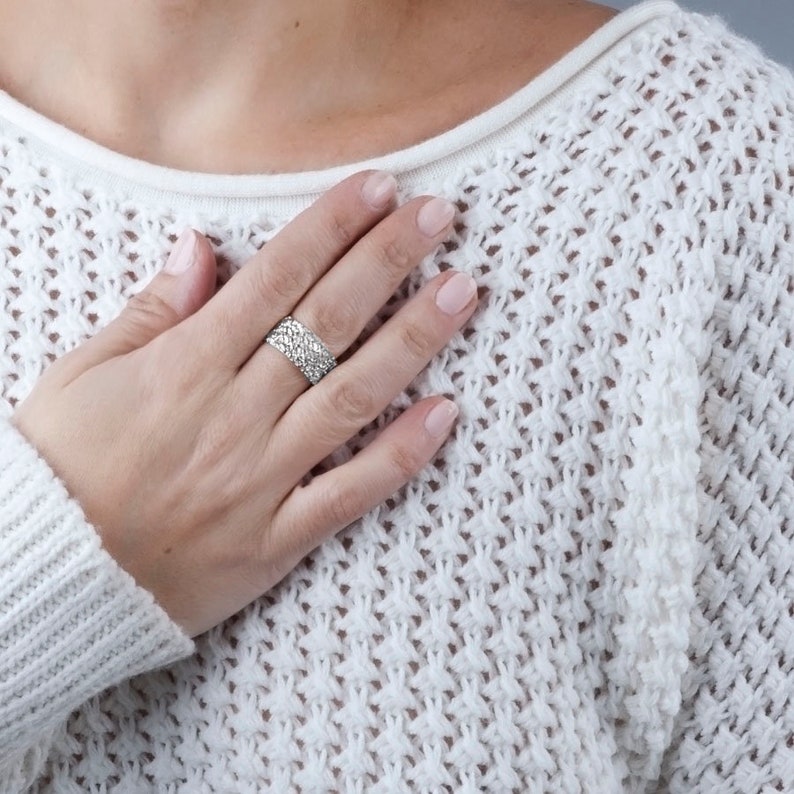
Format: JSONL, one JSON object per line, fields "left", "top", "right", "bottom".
{"left": 236, "top": 194, "right": 456, "bottom": 409}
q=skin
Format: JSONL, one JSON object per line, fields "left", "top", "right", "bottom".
{"left": 5, "top": 1, "right": 619, "bottom": 635}
{"left": 13, "top": 172, "right": 480, "bottom": 636}
{"left": 0, "top": 0, "right": 618, "bottom": 172}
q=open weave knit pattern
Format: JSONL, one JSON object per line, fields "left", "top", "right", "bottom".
{"left": 1, "top": 1, "right": 793, "bottom": 791}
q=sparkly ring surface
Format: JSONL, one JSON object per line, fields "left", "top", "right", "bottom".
{"left": 263, "top": 315, "right": 337, "bottom": 385}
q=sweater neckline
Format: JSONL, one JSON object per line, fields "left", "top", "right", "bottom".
{"left": 0, "top": 1, "right": 679, "bottom": 208}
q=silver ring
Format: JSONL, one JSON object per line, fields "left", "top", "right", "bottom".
{"left": 263, "top": 316, "right": 337, "bottom": 385}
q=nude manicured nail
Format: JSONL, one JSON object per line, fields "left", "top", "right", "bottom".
{"left": 435, "top": 272, "right": 477, "bottom": 315}
{"left": 417, "top": 198, "right": 455, "bottom": 237}
{"left": 424, "top": 400, "right": 459, "bottom": 438}
{"left": 165, "top": 228, "right": 197, "bottom": 274}
{"left": 361, "top": 171, "right": 397, "bottom": 209}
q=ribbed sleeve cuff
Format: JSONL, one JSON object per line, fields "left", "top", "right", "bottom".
{"left": 0, "top": 417, "right": 195, "bottom": 757}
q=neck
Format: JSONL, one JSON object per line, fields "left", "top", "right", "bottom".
{"left": 0, "top": 0, "right": 613, "bottom": 171}
{"left": 0, "top": 1, "right": 414, "bottom": 118}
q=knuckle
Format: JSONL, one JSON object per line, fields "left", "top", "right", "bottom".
{"left": 326, "top": 377, "right": 376, "bottom": 423}
{"left": 389, "top": 443, "right": 423, "bottom": 481}
{"left": 326, "top": 212, "right": 359, "bottom": 251}
{"left": 378, "top": 236, "right": 415, "bottom": 280}
{"left": 126, "top": 288, "right": 181, "bottom": 330}
{"left": 398, "top": 320, "right": 433, "bottom": 359}
{"left": 260, "top": 253, "right": 306, "bottom": 304}
{"left": 324, "top": 483, "right": 367, "bottom": 529}
{"left": 309, "top": 300, "right": 357, "bottom": 348}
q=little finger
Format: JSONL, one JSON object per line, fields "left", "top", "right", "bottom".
{"left": 260, "top": 396, "right": 459, "bottom": 584}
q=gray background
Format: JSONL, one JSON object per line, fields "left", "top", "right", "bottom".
{"left": 608, "top": 0, "right": 793, "bottom": 69}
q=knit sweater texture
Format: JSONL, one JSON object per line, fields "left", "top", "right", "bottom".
{"left": 1, "top": 1, "right": 793, "bottom": 791}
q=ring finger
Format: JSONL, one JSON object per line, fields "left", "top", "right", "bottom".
{"left": 266, "top": 267, "right": 478, "bottom": 486}
{"left": 235, "top": 195, "right": 456, "bottom": 411}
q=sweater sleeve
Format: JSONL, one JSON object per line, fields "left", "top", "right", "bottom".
{"left": 655, "top": 53, "right": 794, "bottom": 792}
{"left": 0, "top": 417, "right": 194, "bottom": 789}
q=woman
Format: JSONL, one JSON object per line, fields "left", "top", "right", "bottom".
{"left": 1, "top": 0, "right": 793, "bottom": 790}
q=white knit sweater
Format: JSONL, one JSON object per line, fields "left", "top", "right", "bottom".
{"left": 1, "top": 1, "right": 793, "bottom": 791}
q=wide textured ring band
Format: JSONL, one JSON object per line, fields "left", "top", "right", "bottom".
{"left": 263, "top": 315, "right": 338, "bottom": 385}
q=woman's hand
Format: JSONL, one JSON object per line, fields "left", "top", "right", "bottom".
{"left": 10, "top": 170, "right": 477, "bottom": 637}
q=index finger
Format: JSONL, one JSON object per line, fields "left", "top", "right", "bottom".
{"left": 184, "top": 169, "right": 398, "bottom": 368}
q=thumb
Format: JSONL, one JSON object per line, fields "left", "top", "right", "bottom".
{"left": 63, "top": 228, "right": 217, "bottom": 374}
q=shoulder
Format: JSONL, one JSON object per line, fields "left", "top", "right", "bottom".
{"left": 606, "top": 7, "right": 794, "bottom": 146}
{"left": 551, "top": 4, "right": 794, "bottom": 231}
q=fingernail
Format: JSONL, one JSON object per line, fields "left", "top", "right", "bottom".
{"left": 361, "top": 171, "right": 397, "bottom": 209}
{"left": 417, "top": 198, "right": 455, "bottom": 237}
{"left": 165, "top": 229, "right": 197, "bottom": 274}
{"left": 435, "top": 272, "right": 477, "bottom": 315}
{"left": 424, "top": 400, "right": 459, "bottom": 438}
